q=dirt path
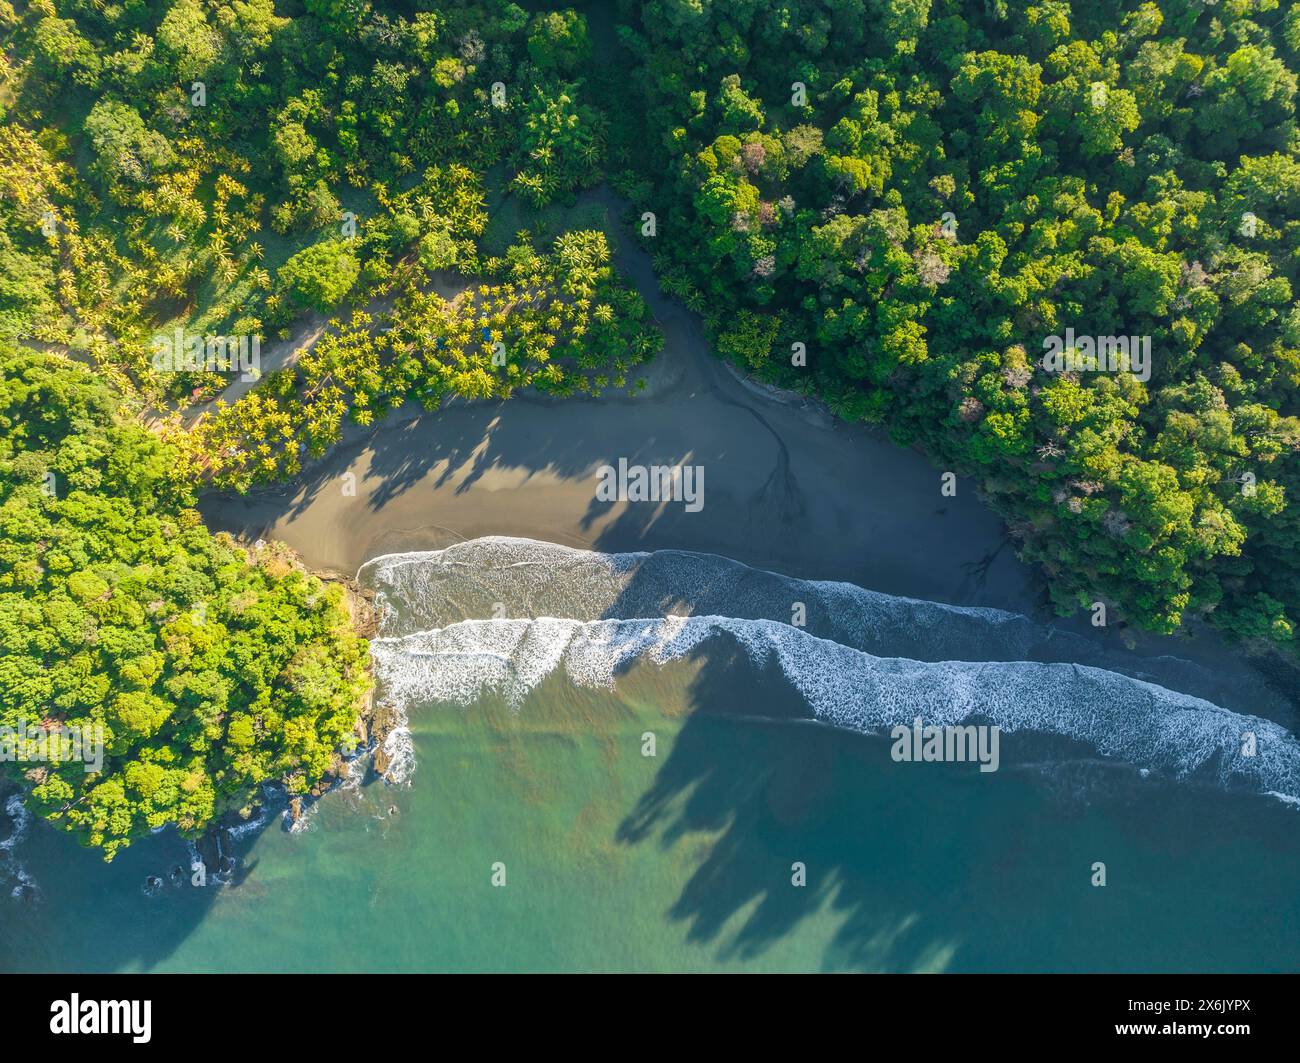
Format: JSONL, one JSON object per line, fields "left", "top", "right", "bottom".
{"left": 199, "top": 186, "right": 1296, "bottom": 724}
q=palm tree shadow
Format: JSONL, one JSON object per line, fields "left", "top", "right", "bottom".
{"left": 613, "top": 633, "right": 1300, "bottom": 972}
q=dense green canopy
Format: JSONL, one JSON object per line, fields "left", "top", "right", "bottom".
{"left": 610, "top": 0, "right": 1300, "bottom": 639}
{"left": 1, "top": 2, "right": 1299, "bottom": 870}
{"left": 0, "top": 346, "right": 370, "bottom": 859}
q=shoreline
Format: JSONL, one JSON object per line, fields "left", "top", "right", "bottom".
{"left": 198, "top": 190, "right": 1038, "bottom": 606}
{"left": 198, "top": 188, "right": 1297, "bottom": 730}
{"left": 192, "top": 540, "right": 389, "bottom": 863}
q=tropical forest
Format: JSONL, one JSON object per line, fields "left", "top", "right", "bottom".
{"left": 2, "top": 0, "right": 1299, "bottom": 863}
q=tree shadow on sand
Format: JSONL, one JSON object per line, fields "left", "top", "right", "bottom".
{"left": 198, "top": 387, "right": 778, "bottom": 565}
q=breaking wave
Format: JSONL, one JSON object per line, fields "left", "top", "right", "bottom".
{"left": 370, "top": 615, "right": 1300, "bottom": 801}
{"left": 358, "top": 538, "right": 1300, "bottom": 803}
{"left": 358, "top": 537, "right": 1254, "bottom": 707}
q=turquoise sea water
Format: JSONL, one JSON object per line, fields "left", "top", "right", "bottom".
{"left": 2, "top": 539, "right": 1298, "bottom": 972}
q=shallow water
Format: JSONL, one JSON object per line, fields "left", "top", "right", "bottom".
{"left": 2, "top": 540, "right": 1297, "bottom": 972}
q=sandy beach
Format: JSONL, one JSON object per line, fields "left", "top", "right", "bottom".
{"left": 200, "top": 192, "right": 1030, "bottom": 599}
{"left": 198, "top": 188, "right": 1297, "bottom": 723}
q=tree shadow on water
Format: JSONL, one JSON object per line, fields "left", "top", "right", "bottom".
{"left": 0, "top": 797, "right": 279, "bottom": 973}
{"left": 615, "top": 636, "right": 1300, "bottom": 972}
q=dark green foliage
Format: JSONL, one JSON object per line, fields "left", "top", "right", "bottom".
{"left": 613, "top": 0, "right": 1300, "bottom": 641}
{"left": 0, "top": 346, "right": 371, "bottom": 859}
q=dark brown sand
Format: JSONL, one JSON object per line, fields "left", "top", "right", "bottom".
{"left": 198, "top": 188, "right": 1296, "bottom": 722}
{"left": 201, "top": 190, "right": 1028, "bottom": 605}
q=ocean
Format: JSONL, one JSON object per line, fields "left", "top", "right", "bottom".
{"left": 2, "top": 537, "right": 1298, "bottom": 972}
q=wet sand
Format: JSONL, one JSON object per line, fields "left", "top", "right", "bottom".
{"left": 201, "top": 236, "right": 1026, "bottom": 606}
{"left": 199, "top": 188, "right": 1296, "bottom": 722}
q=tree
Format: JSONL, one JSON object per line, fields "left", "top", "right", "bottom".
{"left": 418, "top": 228, "right": 458, "bottom": 272}
{"left": 155, "top": 0, "right": 223, "bottom": 81}
{"left": 0, "top": 346, "right": 370, "bottom": 860}
{"left": 527, "top": 9, "right": 591, "bottom": 74}
{"left": 82, "top": 101, "right": 175, "bottom": 188}
{"left": 278, "top": 240, "right": 361, "bottom": 309}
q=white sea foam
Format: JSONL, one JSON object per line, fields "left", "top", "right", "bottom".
{"left": 339, "top": 743, "right": 371, "bottom": 792}
{"left": 0, "top": 793, "right": 29, "bottom": 848}
{"left": 378, "top": 723, "right": 415, "bottom": 787}
{"left": 226, "top": 788, "right": 280, "bottom": 841}
{"left": 285, "top": 801, "right": 319, "bottom": 834}
{"left": 358, "top": 537, "right": 1247, "bottom": 707}
{"left": 370, "top": 615, "right": 1300, "bottom": 802}
{"left": 356, "top": 538, "right": 1300, "bottom": 805}
{"left": 1, "top": 793, "right": 38, "bottom": 900}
